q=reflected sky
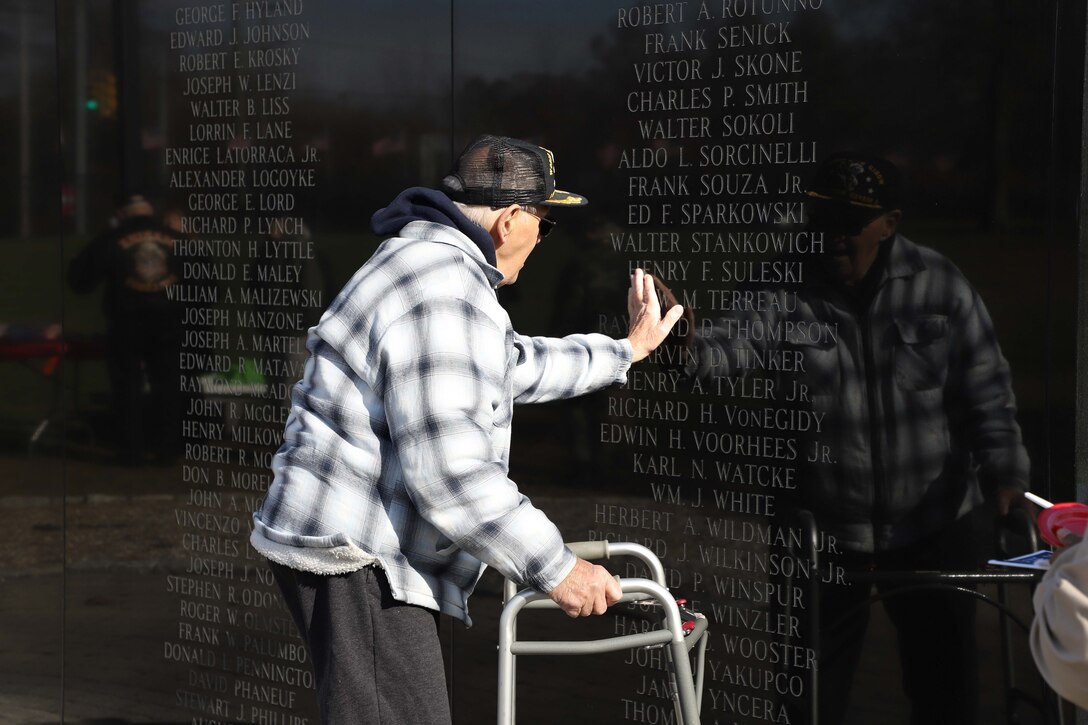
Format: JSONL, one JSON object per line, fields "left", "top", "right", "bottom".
{"left": 20, "top": 0, "right": 912, "bottom": 111}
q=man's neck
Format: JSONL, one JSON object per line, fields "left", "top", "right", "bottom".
{"left": 840, "top": 236, "right": 895, "bottom": 313}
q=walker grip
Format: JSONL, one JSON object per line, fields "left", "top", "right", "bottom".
{"left": 567, "top": 540, "right": 610, "bottom": 561}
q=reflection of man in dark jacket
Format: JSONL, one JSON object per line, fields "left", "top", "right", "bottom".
{"left": 687, "top": 154, "right": 1029, "bottom": 723}
{"left": 69, "top": 194, "right": 183, "bottom": 463}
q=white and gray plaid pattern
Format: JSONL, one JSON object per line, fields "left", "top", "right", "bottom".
{"left": 692, "top": 235, "right": 1029, "bottom": 552}
{"left": 253, "top": 221, "right": 631, "bottom": 623}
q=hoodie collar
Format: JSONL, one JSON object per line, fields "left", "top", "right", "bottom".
{"left": 371, "top": 187, "right": 497, "bottom": 268}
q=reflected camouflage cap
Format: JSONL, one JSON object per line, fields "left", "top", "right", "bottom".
{"left": 440, "top": 134, "right": 588, "bottom": 208}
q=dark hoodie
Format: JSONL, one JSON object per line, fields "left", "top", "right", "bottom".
{"left": 370, "top": 187, "right": 497, "bottom": 268}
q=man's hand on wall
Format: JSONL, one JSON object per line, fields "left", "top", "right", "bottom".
{"left": 627, "top": 268, "right": 685, "bottom": 363}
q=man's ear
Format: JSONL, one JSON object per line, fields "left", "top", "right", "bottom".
{"left": 490, "top": 204, "right": 521, "bottom": 249}
{"left": 882, "top": 209, "right": 902, "bottom": 237}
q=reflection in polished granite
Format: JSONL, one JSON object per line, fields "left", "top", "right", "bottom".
{"left": 0, "top": 0, "right": 1080, "bottom": 721}
{"left": 0, "top": 458, "right": 1053, "bottom": 723}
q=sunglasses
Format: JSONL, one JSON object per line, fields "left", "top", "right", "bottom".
{"left": 807, "top": 209, "right": 883, "bottom": 237}
{"left": 520, "top": 207, "right": 556, "bottom": 240}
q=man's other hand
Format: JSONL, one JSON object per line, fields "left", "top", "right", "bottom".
{"left": 548, "top": 557, "right": 623, "bottom": 617}
{"left": 627, "top": 268, "right": 685, "bottom": 363}
{"left": 996, "top": 486, "right": 1036, "bottom": 519}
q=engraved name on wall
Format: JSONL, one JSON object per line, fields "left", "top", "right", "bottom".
{"left": 163, "top": 2, "right": 319, "bottom": 722}
{"left": 597, "top": 3, "right": 838, "bottom": 722}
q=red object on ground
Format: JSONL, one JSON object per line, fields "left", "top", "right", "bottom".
{"left": 0, "top": 338, "right": 105, "bottom": 371}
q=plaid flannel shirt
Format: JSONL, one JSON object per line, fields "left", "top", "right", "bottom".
{"left": 692, "top": 234, "right": 1029, "bottom": 552}
{"left": 251, "top": 221, "right": 632, "bottom": 623}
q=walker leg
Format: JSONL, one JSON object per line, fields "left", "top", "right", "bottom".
{"left": 497, "top": 641, "right": 514, "bottom": 725}
{"left": 669, "top": 639, "right": 700, "bottom": 725}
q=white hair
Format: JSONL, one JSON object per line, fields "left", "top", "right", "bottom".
{"left": 454, "top": 202, "right": 543, "bottom": 231}
{"left": 453, "top": 202, "right": 500, "bottom": 230}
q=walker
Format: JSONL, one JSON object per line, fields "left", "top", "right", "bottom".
{"left": 497, "top": 541, "right": 709, "bottom": 724}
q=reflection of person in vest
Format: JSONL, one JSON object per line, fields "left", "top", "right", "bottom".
{"left": 69, "top": 193, "right": 183, "bottom": 464}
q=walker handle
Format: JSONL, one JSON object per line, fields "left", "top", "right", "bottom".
{"left": 503, "top": 542, "right": 666, "bottom": 604}
{"left": 567, "top": 540, "right": 610, "bottom": 561}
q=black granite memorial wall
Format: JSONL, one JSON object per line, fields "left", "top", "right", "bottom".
{"left": 0, "top": 1, "right": 1085, "bottom": 723}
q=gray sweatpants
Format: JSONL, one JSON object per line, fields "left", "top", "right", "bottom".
{"left": 270, "top": 562, "right": 453, "bottom": 725}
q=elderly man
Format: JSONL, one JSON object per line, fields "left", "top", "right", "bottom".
{"left": 251, "top": 135, "right": 682, "bottom": 724}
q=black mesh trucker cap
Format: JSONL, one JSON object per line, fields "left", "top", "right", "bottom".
{"left": 440, "top": 135, "right": 588, "bottom": 208}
